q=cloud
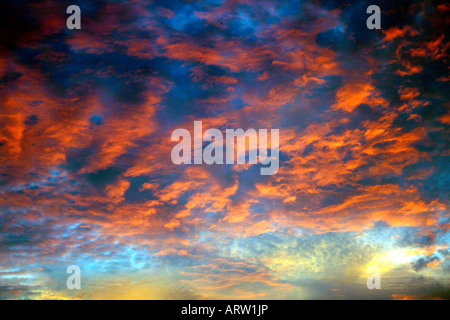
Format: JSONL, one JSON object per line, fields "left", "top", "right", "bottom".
{"left": 0, "top": 0, "right": 448, "bottom": 300}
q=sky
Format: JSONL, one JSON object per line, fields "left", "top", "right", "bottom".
{"left": 0, "top": 0, "right": 449, "bottom": 300}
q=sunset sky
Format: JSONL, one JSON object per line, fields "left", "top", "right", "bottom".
{"left": 0, "top": 0, "right": 449, "bottom": 300}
